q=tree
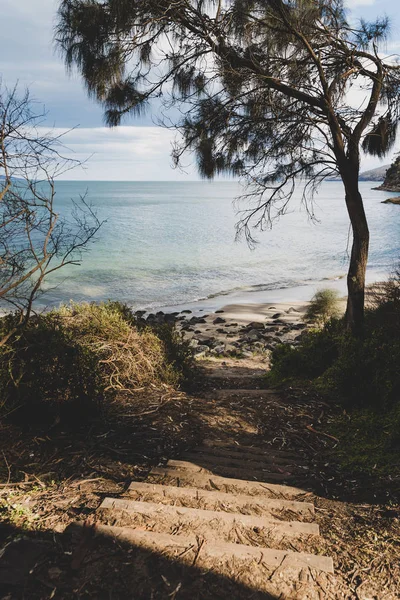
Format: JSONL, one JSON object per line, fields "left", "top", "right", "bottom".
{"left": 56, "top": 0, "right": 400, "bottom": 334}
{"left": 0, "top": 83, "right": 102, "bottom": 341}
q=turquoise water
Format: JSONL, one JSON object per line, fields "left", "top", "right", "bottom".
{"left": 39, "top": 180, "right": 400, "bottom": 310}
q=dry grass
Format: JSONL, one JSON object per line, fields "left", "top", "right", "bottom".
{"left": 55, "top": 302, "right": 174, "bottom": 393}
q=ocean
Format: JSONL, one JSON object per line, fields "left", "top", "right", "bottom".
{"left": 37, "top": 180, "right": 400, "bottom": 312}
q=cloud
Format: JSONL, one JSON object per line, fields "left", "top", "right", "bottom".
{"left": 41, "top": 126, "right": 199, "bottom": 181}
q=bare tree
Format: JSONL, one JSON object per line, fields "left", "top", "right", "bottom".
{"left": 56, "top": 0, "right": 400, "bottom": 334}
{"left": 0, "top": 83, "right": 102, "bottom": 342}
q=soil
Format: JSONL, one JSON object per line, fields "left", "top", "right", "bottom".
{"left": 0, "top": 357, "right": 399, "bottom": 599}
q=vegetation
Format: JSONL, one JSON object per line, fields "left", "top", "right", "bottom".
{"left": 0, "top": 302, "right": 193, "bottom": 424}
{"left": 379, "top": 154, "right": 400, "bottom": 191}
{"left": 0, "top": 83, "right": 101, "bottom": 339}
{"left": 268, "top": 271, "right": 400, "bottom": 478}
{"left": 56, "top": 0, "right": 400, "bottom": 335}
{"left": 305, "top": 288, "right": 341, "bottom": 326}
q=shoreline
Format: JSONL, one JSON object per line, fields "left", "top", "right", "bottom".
{"left": 152, "top": 266, "right": 386, "bottom": 316}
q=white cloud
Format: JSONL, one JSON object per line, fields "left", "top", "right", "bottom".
{"left": 40, "top": 126, "right": 199, "bottom": 181}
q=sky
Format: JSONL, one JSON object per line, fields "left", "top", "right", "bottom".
{"left": 0, "top": 0, "right": 399, "bottom": 181}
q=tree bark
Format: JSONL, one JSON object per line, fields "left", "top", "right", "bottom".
{"left": 341, "top": 167, "right": 370, "bottom": 335}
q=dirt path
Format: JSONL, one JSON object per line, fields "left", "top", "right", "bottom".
{"left": 1, "top": 358, "right": 399, "bottom": 599}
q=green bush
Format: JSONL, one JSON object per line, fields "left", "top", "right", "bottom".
{"left": 0, "top": 302, "right": 193, "bottom": 423}
{"left": 269, "top": 275, "right": 400, "bottom": 409}
{"left": 149, "top": 323, "right": 194, "bottom": 385}
{"left": 305, "top": 288, "right": 342, "bottom": 326}
{"left": 0, "top": 312, "right": 102, "bottom": 422}
{"left": 267, "top": 319, "right": 342, "bottom": 384}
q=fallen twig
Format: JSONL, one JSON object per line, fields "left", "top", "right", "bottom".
{"left": 306, "top": 424, "right": 339, "bottom": 443}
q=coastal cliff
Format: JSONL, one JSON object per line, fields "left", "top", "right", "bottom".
{"left": 376, "top": 155, "right": 400, "bottom": 192}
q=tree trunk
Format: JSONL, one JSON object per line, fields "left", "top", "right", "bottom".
{"left": 341, "top": 168, "right": 370, "bottom": 335}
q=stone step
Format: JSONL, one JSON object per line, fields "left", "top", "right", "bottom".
{"left": 165, "top": 459, "right": 295, "bottom": 482}
{"left": 150, "top": 466, "right": 306, "bottom": 498}
{"left": 189, "top": 446, "right": 304, "bottom": 466}
{"left": 180, "top": 451, "right": 301, "bottom": 473}
{"left": 127, "top": 481, "right": 315, "bottom": 517}
{"left": 211, "top": 388, "right": 279, "bottom": 399}
{"left": 202, "top": 439, "right": 301, "bottom": 460}
{"left": 100, "top": 498, "right": 319, "bottom": 538}
{"left": 67, "top": 522, "right": 333, "bottom": 574}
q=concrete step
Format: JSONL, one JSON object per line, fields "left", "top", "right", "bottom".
{"left": 165, "top": 459, "right": 295, "bottom": 482}
{"left": 211, "top": 389, "right": 279, "bottom": 400}
{"left": 150, "top": 466, "right": 306, "bottom": 498}
{"left": 188, "top": 447, "right": 304, "bottom": 467}
{"left": 67, "top": 522, "right": 333, "bottom": 574}
{"left": 127, "top": 481, "right": 315, "bottom": 518}
{"left": 202, "top": 439, "right": 301, "bottom": 460}
{"left": 100, "top": 497, "right": 319, "bottom": 538}
{"left": 180, "top": 451, "right": 301, "bottom": 473}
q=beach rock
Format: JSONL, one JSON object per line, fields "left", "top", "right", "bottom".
{"left": 215, "top": 310, "right": 225, "bottom": 313}
{"left": 248, "top": 328, "right": 263, "bottom": 338}
{"left": 213, "top": 317, "right": 226, "bottom": 324}
{"left": 286, "top": 307, "right": 299, "bottom": 313}
{"left": 211, "top": 345, "right": 226, "bottom": 355}
{"left": 194, "top": 345, "right": 210, "bottom": 355}
{"left": 262, "top": 335, "right": 277, "bottom": 342}
{"left": 135, "top": 310, "right": 146, "bottom": 318}
{"left": 189, "top": 316, "right": 206, "bottom": 325}
{"left": 164, "top": 312, "right": 178, "bottom": 323}
{"left": 196, "top": 336, "right": 215, "bottom": 347}
{"left": 272, "top": 312, "right": 283, "bottom": 318}
{"left": 252, "top": 341, "right": 264, "bottom": 349}
{"left": 224, "top": 344, "right": 237, "bottom": 355}
{"left": 247, "top": 321, "right": 265, "bottom": 330}
{"left": 181, "top": 310, "right": 192, "bottom": 314}
{"left": 382, "top": 197, "right": 400, "bottom": 204}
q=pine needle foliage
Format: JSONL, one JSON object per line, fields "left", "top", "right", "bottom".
{"left": 56, "top": 0, "right": 400, "bottom": 333}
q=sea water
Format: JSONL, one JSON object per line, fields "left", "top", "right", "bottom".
{"left": 36, "top": 180, "right": 400, "bottom": 311}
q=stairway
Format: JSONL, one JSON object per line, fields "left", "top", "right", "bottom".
{"left": 93, "top": 439, "right": 333, "bottom": 577}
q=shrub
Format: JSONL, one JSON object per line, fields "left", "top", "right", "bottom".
{"left": 305, "top": 288, "right": 342, "bottom": 326}
{"left": 269, "top": 272, "right": 400, "bottom": 409}
{"left": 268, "top": 319, "right": 342, "bottom": 384}
{"left": 149, "top": 323, "right": 194, "bottom": 385}
{"left": 0, "top": 302, "right": 192, "bottom": 423}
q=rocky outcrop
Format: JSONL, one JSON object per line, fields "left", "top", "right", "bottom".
{"left": 134, "top": 307, "right": 309, "bottom": 359}
{"left": 376, "top": 155, "right": 400, "bottom": 192}
{"left": 382, "top": 197, "right": 400, "bottom": 205}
